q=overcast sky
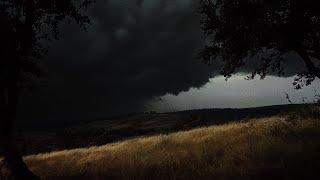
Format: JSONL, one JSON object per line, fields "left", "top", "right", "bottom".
{"left": 17, "top": 0, "right": 320, "bottom": 127}
{"left": 149, "top": 75, "right": 320, "bottom": 112}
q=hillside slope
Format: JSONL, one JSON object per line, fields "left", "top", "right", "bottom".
{"left": 2, "top": 107, "right": 320, "bottom": 179}
{"left": 16, "top": 104, "right": 309, "bottom": 155}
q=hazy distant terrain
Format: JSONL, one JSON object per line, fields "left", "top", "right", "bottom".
{"left": 14, "top": 104, "right": 312, "bottom": 155}
{"left": 2, "top": 105, "right": 319, "bottom": 179}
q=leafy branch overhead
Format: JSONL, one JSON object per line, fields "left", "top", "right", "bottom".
{"left": 199, "top": 0, "right": 320, "bottom": 88}
{"left": 0, "top": 0, "right": 94, "bottom": 87}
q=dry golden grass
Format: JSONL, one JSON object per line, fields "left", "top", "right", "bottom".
{"left": 2, "top": 109, "right": 320, "bottom": 180}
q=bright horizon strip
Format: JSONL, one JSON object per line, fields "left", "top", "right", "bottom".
{"left": 149, "top": 75, "right": 320, "bottom": 113}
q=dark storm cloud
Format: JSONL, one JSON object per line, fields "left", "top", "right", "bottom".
{"left": 18, "top": 0, "right": 213, "bottom": 126}
{"left": 17, "top": 0, "right": 306, "bottom": 127}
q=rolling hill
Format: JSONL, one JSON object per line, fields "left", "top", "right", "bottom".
{"left": 13, "top": 104, "right": 315, "bottom": 155}
{"left": 1, "top": 104, "right": 320, "bottom": 179}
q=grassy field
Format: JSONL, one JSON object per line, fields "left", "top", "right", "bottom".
{"left": 15, "top": 104, "right": 308, "bottom": 155}
{"left": 1, "top": 106, "right": 320, "bottom": 179}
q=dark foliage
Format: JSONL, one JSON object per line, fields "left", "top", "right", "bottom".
{"left": 0, "top": 0, "right": 93, "bottom": 179}
{"left": 199, "top": 0, "right": 320, "bottom": 88}
{"left": 0, "top": 0, "right": 92, "bottom": 87}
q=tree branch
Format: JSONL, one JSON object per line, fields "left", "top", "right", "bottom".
{"left": 295, "top": 48, "right": 320, "bottom": 79}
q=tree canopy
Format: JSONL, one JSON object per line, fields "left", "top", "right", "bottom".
{"left": 0, "top": 0, "right": 93, "bottom": 179}
{"left": 199, "top": 0, "right": 320, "bottom": 89}
{"left": 0, "top": 0, "right": 93, "bottom": 87}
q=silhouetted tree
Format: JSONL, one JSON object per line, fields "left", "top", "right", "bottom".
{"left": 199, "top": 0, "right": 320, "bottom": 89}
{"left": 0, "top": 0, "right": 93, "bottom": 179}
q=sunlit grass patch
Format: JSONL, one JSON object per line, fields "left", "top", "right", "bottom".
{"left": 2, "top": 107, "right": 320, "bottom": 180}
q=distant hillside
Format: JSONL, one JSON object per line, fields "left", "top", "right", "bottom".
{"left": 2, "top": 105, "right": 319, "bottom": 179}
{"left": 14, "top": 104, "right": 315, "bottom": 155}
{"left": 172, "top": 104, "right": 308, "bottom": 124}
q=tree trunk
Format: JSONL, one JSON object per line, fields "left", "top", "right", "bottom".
{"left": 1, "top": 139, "right": 40, "bottom": 180}
{"left": 0, "top": 59, "right": 40, "bottom": 180}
